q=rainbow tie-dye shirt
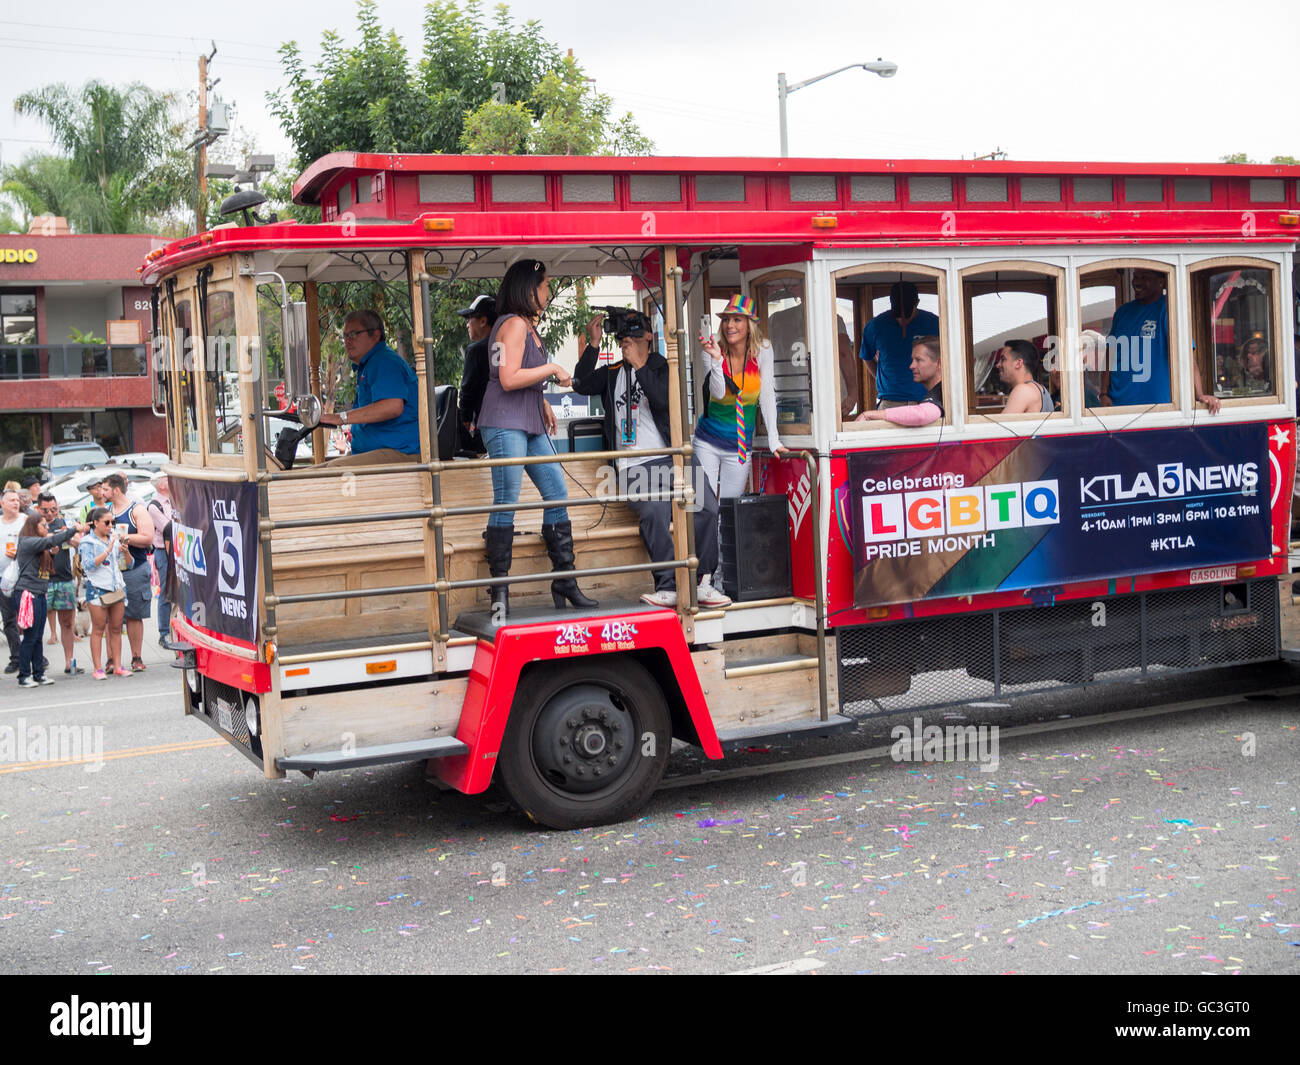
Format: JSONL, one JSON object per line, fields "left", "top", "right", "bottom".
{"left": 694, "top": 357, "right": 760, "bottom": 458}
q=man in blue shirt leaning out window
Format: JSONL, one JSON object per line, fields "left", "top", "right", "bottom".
{"left": 319, "top": 310, "right": 422, "bottom": 466}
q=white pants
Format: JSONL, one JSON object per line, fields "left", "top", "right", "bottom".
{"left": 694, "top": 436, "right": 752, "bottom": 581}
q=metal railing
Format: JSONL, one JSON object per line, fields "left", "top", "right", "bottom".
{"left": 0, "top": 343, "right": 148, "bottom": 380}
{"left": 260, "top": 443, "right": 701, "bottom": 641}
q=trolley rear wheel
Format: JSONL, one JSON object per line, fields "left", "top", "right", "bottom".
{"left": 497, "top": 658, "right": 671, "bottom": 829}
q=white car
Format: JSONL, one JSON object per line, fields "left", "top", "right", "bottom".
{"left": 47, "top": 466, "right": 156, "bottom": 514}
{"left": 108, "top": 452, "right": 167, "bottom": 470}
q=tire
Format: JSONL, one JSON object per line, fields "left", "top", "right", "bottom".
{"left": 496, "top": 657, "right": 671, "bottom": 830}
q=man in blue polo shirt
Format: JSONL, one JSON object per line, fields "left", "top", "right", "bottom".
{"left": 319, "top": 310, "right": 421, "bottom": 465}
{"left": 1101, "top": 268, "right": 1171, "bottom": 407}
{"left": 860, "top": 281, "right": 941, "bottom": 406}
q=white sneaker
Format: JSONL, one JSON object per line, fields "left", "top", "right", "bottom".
{"left": 640, "top": 589, "right": 677, "bottom": 607}
{"left": 697, "top": 575, "right": 732, "bottom": 608}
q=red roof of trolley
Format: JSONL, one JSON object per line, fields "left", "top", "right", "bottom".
{"left": 140, "top": 154, "right": 1300, "bottom": 283}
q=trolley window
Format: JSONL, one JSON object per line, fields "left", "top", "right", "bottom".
{"left": 1190, "top": 260, "right": 1281, "bottom": 406}
{"left": 960, "top": 262, "right": 1064, "bottom": 419}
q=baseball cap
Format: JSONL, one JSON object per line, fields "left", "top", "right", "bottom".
{"left": 457, "top": 294, "right": 496, "bottom": 319}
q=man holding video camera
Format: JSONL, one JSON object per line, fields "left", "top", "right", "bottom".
{"left": 572, "top": 309, "right": 731, "bottom": 608}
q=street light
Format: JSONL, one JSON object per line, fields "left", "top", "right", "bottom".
{"left": 778, "top": 59, "right": 898, "bottom": 156}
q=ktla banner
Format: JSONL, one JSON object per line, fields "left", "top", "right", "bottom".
{"left": 167, "top": 476, "right": 260, "bottom": 644}
{"left": 849, "top": 424, "right": 1273, "bottom": 607}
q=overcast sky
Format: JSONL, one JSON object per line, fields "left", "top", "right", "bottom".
{"left": 1, "top": 0, "right": 1296, "bottom": 177}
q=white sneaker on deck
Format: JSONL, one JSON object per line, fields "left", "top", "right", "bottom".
{"left": 640, "top": 589, "right": 678, "bottom": 607}
{"left": 696, "top": 575, "right": 732, "bottom": 607}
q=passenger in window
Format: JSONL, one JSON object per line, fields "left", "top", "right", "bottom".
{"left": 997, "top": 339, "right": 1053, "bottom": 413}
{"left": 1100, "top": 269, "right": 1171, "bottom": 406}
{"left": 855, "top": 336, "right": 943, "bottom": 426}
{"left": 1055, "top": 330, "right": 1105, "bottom": 410}
{"left": 318, "top": 310, "right": 422, "bottom": 466}
{"left": 1235, "top": 337, "right": 1272, "bottom": 394}
{"left": 859, "top": 282, "right": 940, "bottom": 408}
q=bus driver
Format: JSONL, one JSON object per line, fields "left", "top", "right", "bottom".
{"left": 318, "top": 310, "right": 422, "bottom": 466}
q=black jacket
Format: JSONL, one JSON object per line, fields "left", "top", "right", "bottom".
{"left": 571, "top": 343, "right": 672, "bottom": 455}
{"left": 457, "top": 335, "right": 490, "bottom": 453}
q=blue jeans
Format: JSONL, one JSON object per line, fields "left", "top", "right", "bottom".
{"left": 480, "top": 426, "right": 569, "bottom": 528}
{"left": 11, "top": 589, "right": 48, "bottom": 681}
{"left": 154, "top": 547, "right": 172, "bottom": 641}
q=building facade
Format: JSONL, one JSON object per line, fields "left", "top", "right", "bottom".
{"left": 0, "top": 219, "right": 166, "bottom": 461}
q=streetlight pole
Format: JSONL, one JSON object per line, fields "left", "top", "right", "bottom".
{"left": 778, "top": 59, "right": 898, "bottom": 156}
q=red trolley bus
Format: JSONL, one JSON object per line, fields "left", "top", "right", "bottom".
{"left": 141, "top": 153, "right": 1300, "bottom": 827}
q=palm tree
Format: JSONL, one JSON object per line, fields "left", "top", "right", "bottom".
{"left": 4, "top": 80, "right": 192, "bottom": 233}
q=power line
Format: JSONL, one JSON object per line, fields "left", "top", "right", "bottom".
{"left": 0, "top": 39, "right": 280, "bottom": 71}
{"left": 0, "top": 18, "right": 282, "bottom": 52}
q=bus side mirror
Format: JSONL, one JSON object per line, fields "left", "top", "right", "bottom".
{"left": 282, "top": 301, "right": 321, "bottom": 429}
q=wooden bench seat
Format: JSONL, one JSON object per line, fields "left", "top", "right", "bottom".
{"left": 266, "top": 457, "right": 674, "bottom": 648}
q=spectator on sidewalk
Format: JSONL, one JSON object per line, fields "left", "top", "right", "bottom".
{"left": 146, "top": 473, "right": 176, "bottom": 649}
{"left": 37, "top": 493, "right": 83, "bottom": 674}
{"left": 78, "top": 507, "right": 129, "bottom": 679}
{"left": 1, "top": 487, "right": 25, "bottom": 674}
{"left": 10, "top": 512, "right": 88, "bottom": 687}
{"left": 103, "top": 473, "right": 154, "bottom": 673}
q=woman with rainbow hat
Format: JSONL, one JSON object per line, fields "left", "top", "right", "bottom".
{"left": 694, "top": 293, "right": 786, "bottom": 584}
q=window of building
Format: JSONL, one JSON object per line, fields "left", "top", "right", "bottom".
{"left": 1190, "top": 260, "right": 1279, "bottom": 404}
{"left": 0, "top": 412, "right": 41, "bottom": 458}
{"left": 1077, "top": 261, "right": 1176, "bottom": 410}
{"left": 832, "top": 264, "right": 946, "bottom": 430}
{"left": 1, "top": 292, "right": 38, "bottom": 378}
{"left": 960, "top": 262, "right": 1064, "bottom": 419}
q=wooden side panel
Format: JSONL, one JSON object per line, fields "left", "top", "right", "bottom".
{"left": 693, "top": 647, "right": 822, "bottom": 730}
{"left": 279, "top": 676, "right": 468, "bottom": 756}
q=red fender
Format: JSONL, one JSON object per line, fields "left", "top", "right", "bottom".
{"left": 432, "top": 608, "right": 721, "bottom": 794}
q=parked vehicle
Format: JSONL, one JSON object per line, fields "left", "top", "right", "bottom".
{"left": 43, "top": 442, "right": 109, "bottom": 477}
{"left": 108, "top": 452, "right": 168, "bottom": 469}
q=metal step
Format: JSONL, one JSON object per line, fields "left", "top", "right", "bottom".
{"left": 277, "top": 736, "right": 469, "bottom": 772}
{"left": 715, "top": 713, "right": 855, "bottom": 751}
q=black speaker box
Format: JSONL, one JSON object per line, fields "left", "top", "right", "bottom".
{"left": 720, "top": 494, "right": 792, "bottom": 601}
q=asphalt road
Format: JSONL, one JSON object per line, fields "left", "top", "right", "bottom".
{"left": 2, "top": 621, "right": 1296, "bottom": 976}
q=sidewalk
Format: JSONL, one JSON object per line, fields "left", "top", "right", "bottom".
{"left": 36, "top": 601, "right": 176, "bottom": 681}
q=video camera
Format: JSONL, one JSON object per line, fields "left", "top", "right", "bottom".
{"left": 595, "top": 305, "right": 651, "bottom": 341}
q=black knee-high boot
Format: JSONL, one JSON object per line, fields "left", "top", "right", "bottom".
{"left": 482, "top": 525, "right": 514, "bottom": 618}
{"left": 541, "top": 521, "right": 597, "bottom": 609}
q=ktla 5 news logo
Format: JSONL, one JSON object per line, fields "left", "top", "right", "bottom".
{"left": 215, "top": 520, "right": 245, "bottom": 597}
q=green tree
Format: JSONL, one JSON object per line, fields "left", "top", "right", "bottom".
{"left": 461, "top": 55, "right": 654, "bottom": 155}
{"left": 3, "top": 80, "right": 192, "bottom": 234}
{"left": 267, "top": 0, "right": 652, "bottom": 389}
{"left": 1220, "top": 152, "right": 1299, "bottom": 164}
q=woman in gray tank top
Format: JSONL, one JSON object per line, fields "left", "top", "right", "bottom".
{"left": 478, "top": 259, "right": 595, "bottom": 617}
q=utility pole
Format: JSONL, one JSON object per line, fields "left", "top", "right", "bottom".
{"left": 196, "top": 53, "right": 208, "bottom": 234}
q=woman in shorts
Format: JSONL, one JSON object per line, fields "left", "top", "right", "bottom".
{"left": 78, "top": 506, "right": 130, "bottom": 679}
